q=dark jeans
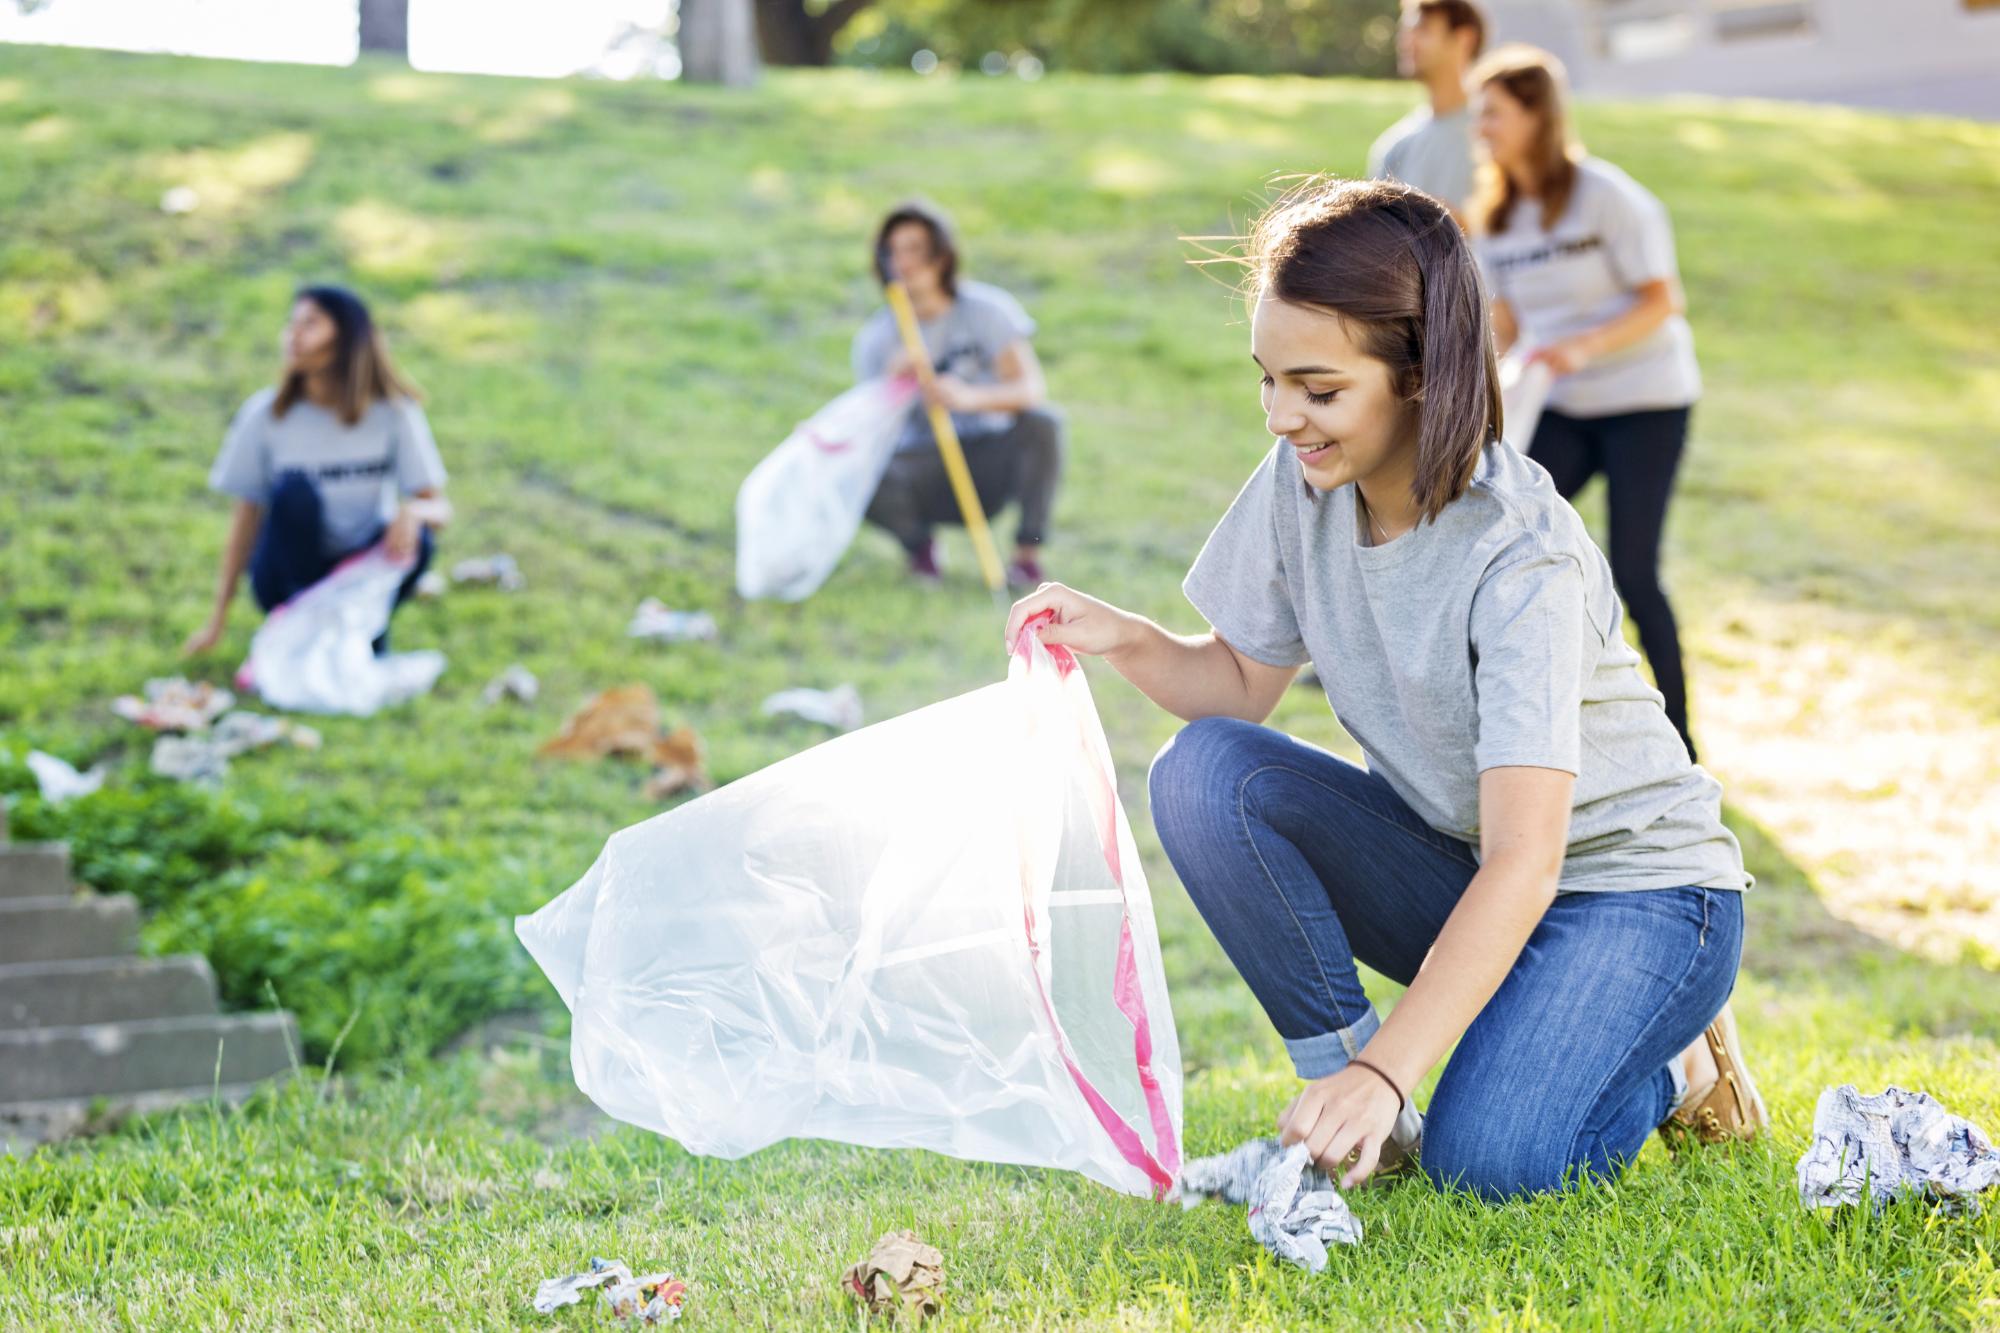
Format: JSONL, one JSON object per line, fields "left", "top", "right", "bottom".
{"left": 1148, "top": 717, "right": 1742, "bottom": 1200}
{"left": 250, "top": 472, "right": 433, "bottom": 651}
{"left": 864, "top": 405, "right": 1066, "bottom": 552}
{"left": 1528, "top": 404, "right": 1696, "bottom": 760}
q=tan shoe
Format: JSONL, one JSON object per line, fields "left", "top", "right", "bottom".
{"left": 1660, "top": 1004, "right": 1768, "bottom": 1150}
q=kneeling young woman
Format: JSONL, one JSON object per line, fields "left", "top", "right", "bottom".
{"left": 1005, "top": 178, "right": 1762, "bottom": 1199}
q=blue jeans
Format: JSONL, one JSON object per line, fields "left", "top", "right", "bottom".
{"left": 250, "top": 472, "right": 433, "bottom": 651}
{"left": 1149, "top": 716, "right": 1743, "bottom": 1200}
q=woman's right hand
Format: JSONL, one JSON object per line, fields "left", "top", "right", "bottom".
{"left": 1005, "top": 583, "right": 1141, "bottom": 660}
{"left": 181, "top": 616, "right": 224, "bottom": 658}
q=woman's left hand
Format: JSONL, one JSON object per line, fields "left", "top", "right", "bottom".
{"left": 1529, "top": 337, "right": 1592, "bottom": 377}
{"left": 385, "top": 506, "right": 423, "bottom": 562}
{"left": 1276, "top": 1064, "right": 1403, "bottom": 1189}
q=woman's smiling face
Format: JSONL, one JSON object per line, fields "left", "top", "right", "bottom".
{"left": 1252, "top": 290, "right": 1414, "bottom": 494}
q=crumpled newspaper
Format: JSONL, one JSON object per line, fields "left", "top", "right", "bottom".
{"left": 480, "top": 664, "right": 540, "bottom": 706}
{"left": 842, "top": 1230, "right": 945, "bottom": 1319}
{"left": 533, "top": 1257, "right": 686, "bottom": 1323}
{"left": 451, "top": 554, "right": 525, "bottom": 591}
{"left": 627, "top": 599, "right": 718, "bottom": 644}
{"left": 25, "top": 751, "right": 108, "bottom": 804}
{"left": 149, "top": 711, "right": 320, "bottom": 785}
{"left": 113, "top": 677, "right": 235, "bottom": 731}
{"left": 1175, "top": 1139, "right": 1363, "bottom": 1273}
{"left": 1797, "top": 1084, "right": 2000, "bottom": 1213}
{"left": 761, "top": 684, "right": 863, "bottom": 731}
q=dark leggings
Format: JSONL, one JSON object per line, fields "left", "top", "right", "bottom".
{"left": 1528, "top": 405, "right": 1696, "bottom": 761}
{"left": 864, "top": 405, "right": 1066, "bottom": 552}
{"left": 250, "top": 472, "right": 434, "bottom": 652}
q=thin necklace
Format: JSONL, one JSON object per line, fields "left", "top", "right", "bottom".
{"left": 1358, "top": 492, "right": 1391, "bottom": 547}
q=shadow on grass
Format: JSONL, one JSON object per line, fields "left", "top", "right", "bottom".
{"left": 1730, "top": 802, "right": 2000, "bottom": 1040}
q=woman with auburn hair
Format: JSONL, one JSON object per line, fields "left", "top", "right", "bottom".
{"left": 184, "top": 285, "right": 450, "bottom": 658}
{"left": 1006, "top": 178, "right": 1761, "bottom": 1200}
{"left": 1469, "top": 44, "right": 1705, "bottom": 762}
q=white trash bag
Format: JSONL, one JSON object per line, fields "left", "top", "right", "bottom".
{"left": 516, "top": 616, "right": 1184, "bottom": 1197}
{"left": 1498, "top": 353, "right": 1553, "bottom": 454}
{"left": 236, "top": 546, "right": 445, "bottom": 716}
{"left": 735, "top": 376, "right": 919, "bottom": 602}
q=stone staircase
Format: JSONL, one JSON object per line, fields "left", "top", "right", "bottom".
{"left": 0, "top": 829, "right": 300, "bottom": 1152}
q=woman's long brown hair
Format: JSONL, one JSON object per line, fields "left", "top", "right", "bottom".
{"left": 1468, "top": 45, "right": 1582, "bottom": 236}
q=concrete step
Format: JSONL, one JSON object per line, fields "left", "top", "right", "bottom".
{"left": 0, "top": 956, "right": 219, "bottom": 1029}
{"left": 0, "top": 895, "right": 139, "bottom": 965}
{"left": 2, "top": 1083, "right": 272, "bottom": 1156}
{"left": 0, "top": 1012, "right": 298, "bottom": 1104}
{"left": 0, "top": 843, "right": 72, "bottom": 900}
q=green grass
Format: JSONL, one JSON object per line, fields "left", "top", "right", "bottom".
{"left": 2, "top": 45, "right": 1998, "bottom": 1329}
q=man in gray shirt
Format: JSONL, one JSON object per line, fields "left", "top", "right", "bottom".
{"left": 1367, "top": 0, "right": 1487, "bottom": 219}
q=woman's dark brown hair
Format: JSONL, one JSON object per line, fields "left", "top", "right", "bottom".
{"left": 1244, "top": 176, "right": 1501, "bottom": 522}
{"left": 872, "top": 199, "right": 960, "bottom": 297}
{"left": 273, "top": 284, "right": 420, "bottom": 426}
{"left": 1468, "top": 44, "right": 1582, "bottom": 236}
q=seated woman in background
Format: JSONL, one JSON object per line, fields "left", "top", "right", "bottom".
{"left": 183, "top": 285, "right": 450, "bottom": 658}
{"left": 852, "top": 200, "right": 1065, "bottom": 591}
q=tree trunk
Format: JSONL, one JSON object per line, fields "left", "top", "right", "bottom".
{"left": 358, "top": 0, "right": 410, "bottom": 57}
{"left": 752, "top": 0, "right": 877, "bottom": 67}
{"left": 681, "top": 0, "right": 762, "bottom": 86}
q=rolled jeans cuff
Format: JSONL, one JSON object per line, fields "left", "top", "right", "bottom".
{"left": 1284, "top": 1006, "right": 1381, "bottom": 1080}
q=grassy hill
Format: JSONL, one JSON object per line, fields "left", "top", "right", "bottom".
{"left": 2, "top": 45, "right": 1997, "bottom": 1329}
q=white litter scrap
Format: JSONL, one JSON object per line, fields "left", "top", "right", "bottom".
{"left": 627, "top": 599, "right": 718, "bottom": 644}
{"left": 481, "top": 664, "right": 541, "bottom": 706}
{"left": 147, "top": 711, "right": 318, "bottom": 785}
{"left": 1175, "top": 1139, "right": 1363, "bottom": 1273}
{"left": 1797, "top": 1084, "right": 2000, "bottom": 1213}
{"left": 112, "top": 677, "right": 235, "bottom": 732}
{"left": 450, "top": 554, "right": 524, "bottom": 591}
{"left": 25, "top": 751, "right": 108, "bottom": 804}
{"left": 150, "top": 736, "right": 231, "bottom": 785}
{"left": 532, "top": 1258, "right": 685, "bottom": 1323}
{"left": 760, "top": 684, "right": 863, "bottom": 731}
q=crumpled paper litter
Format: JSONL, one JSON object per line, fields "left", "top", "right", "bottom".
{"left": 842, "top": 1230, "right": 945, "bottom": 1319}
{"left": 1175, "top": 1138, "right": 1363, "bottom": 1272}
{"left": 1797, "top": 1084, "right": 2000, "bottom": 1213}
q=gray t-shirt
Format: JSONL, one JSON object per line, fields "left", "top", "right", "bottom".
{"left": 851, "top": 279, "right": 1036, "bottom": 452}
{"left": 210, "top": 387, "right": 448, "bottom": 557}
{"left": 1367, "top": 105, "right": 1476, "bottom": 216}
{"left": 1183, "top": 439, "right": 1748, "bottom": 895}
{"left": 1474, "top": 156, "right": 1702, "bottom": 417}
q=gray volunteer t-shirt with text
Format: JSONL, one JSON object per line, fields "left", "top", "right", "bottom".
{"left": 210, "top": 387, "right": 448, "bottom": 558}
{"left": 1183, "top": 438, "right": 1748, "bottom": 895}
{"left": 1473, "top": 156, "right": 1701, "bottom": 417}
{"left": 851, "top": 279, "right": 1036, "bottom": 452}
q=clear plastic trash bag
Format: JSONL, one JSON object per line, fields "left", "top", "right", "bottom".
{"left": 236, "top": 546, "right": 445, "bottom": 716}
{"left": 735, "top": 376, "right": 919, "bottom": 602}
{"left": 516, "top": 617, "right": 1183, "bottom": 1197}
{"left": 1498, "top": 354, "right": 1553, "bottom": 453}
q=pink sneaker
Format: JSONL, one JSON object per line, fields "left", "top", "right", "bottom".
{"left": 1006, "top": 554, "right": 1045, "bottom": 591}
